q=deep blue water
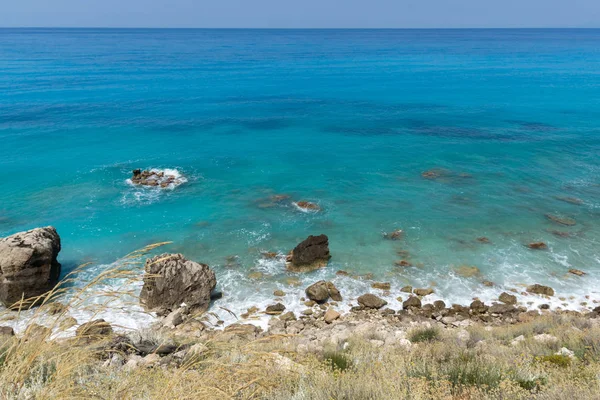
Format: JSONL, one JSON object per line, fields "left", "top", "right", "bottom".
{"left": 1, "top": 29, "right": 599, "bottom": 325}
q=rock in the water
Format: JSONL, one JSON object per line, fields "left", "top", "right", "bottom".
{"left": 0, "top": 227, "right": 61, "bottom": 308}
{"left": 265, "top": 303, "right": 286, "bottom": 315}
{"left": 400, "top": 285, "right": 413, "bottom": 293}
{"left": 305, "top": 281, "right": 330, "bottom": 303}
{"left": 371, "top": 282, "right": 391, "bottom": 290}
{"left": 140, "top": 253, "right": 217, "bottom": 314}
{"left": 76, "top": 319, "right": 113, "bottom": 340}
{"left": 568, "top": 269, "right": 586, "bottom": 277}
{"left": 403, "top": 296, "right": 422, "bottom": 309}
{"left": 499, "top": 292, "right": 517, "bottom": 305}
{"left": 556, "top": 196, "right": 584, "bottom": 205}
{"left": 286, "top": 235, "right": 331, "bottom": 272}
{"left": 414, "top": 288, "right": 434, "bottom": 296}
{"left": 476, "top": 237, "right": 491, "bottom": 244}
{"left": 454, "top": 265, "right": 480, "bottom": 278}
{"left": 130, "top": 169, "right": 185, "bottom": 189}
{"left": 357, "top": 294, "right": 388, "bottom": 309}
{"left": 526, "top": 284, "right": 555, "bottom": 296}
{"left": 545, "top": 214, "right": 576, "bottom": 226}
{"left": 527, "top": 242, "right": 547, "bottom": 250}
{"left": 305, "top": 280, "right": 342, "bottom": 303}
{"left": 395, "top": 260, "right": 412, "bottom": 267}
{"left": 383, "top": 230, "right": 403, "bottom": 240}
{"left": 293, "top": 201, "right": 321, "bottom": 212}
{"left": 326, "top": 282, "right": 343, "bottom": 301}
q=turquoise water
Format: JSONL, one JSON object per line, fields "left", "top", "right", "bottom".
{"left": 1, "top": 29, "right": 600, "bottom": 327}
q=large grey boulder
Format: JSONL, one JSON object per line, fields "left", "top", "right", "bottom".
{"left": 0, "top": 227, "right": 61, "bottom": 308}
{"left": 286, "top": 234, "right": 331, "bottom": 272}
{"left": 140, "top": 253, "right": 216, "bottom": 315}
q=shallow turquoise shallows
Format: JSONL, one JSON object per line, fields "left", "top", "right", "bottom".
{"left": 1, "top": 29, "right": 599, "bottom": 327}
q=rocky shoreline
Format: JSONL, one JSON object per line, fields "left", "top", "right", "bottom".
{"left": 1, "top": 227, "right": 598, "bottom": 343}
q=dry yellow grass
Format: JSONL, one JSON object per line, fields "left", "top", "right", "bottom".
{"left": 1, "top": 245, "right": 600, "bottom": 399}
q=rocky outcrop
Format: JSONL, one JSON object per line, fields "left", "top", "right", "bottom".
{"left": 0, "top": 227, "right": 62, "bottom": 309}
{"left": 130, "top": 169, "right": 184, "bottom": 189}
{"left": 305, "top": 281, "right": 342, "bottom": 303}
{"left": 140, "top": 254, "right": 217, "bottom": 315}
{"left": 286, "top": 235, "right": 331, "bottom": 272}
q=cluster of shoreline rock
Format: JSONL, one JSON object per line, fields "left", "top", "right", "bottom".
{"left": 1, "top": 226, "right": 598, "bottom": 351}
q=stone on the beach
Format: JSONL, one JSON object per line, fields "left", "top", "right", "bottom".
{"left": 324, "top": 308, "right": 341, "bottom": 324}
{"left": 545, "top": 214, "right": 576, "bottom": 226}
{"left": 489, "top": 304, "right": 516, "bottom": 314}
{"left": 527, "top": 242, "right": 548, "bottom": 250}
{"left": 568, "top": 269, "right": 586, "bottom": 277}
{"left": 265, "top": 303, "right": 286, "bottom": 315}
{"left": 286, "top": 234, "right": 331, "bottom": 272}
{"left": 499, "top": 292, "right": 517, "bottom": 305}
{"left": 140, "top": 253, "right": 217, "bottom": 315}
{"left": 0, "top": 226, "right": 62, "bottom": 309}
{"left": 414, "top": 288, "right": 434, "bottom": 296}
{"left": 0, "top": 326, "right": 15, "bottom": 338}
{"left": 433, "top": 300, "right": 446, "bottom": 310}
{"left": 76, "top": 319, "right": 113, "bottom": 340}
{"left": 371, "top": 282, "right": 391, "bottom": 290}
{"left": 383, "top": 229, "right": 403, "bottom": 240}
{"left": 279, "top": 311, "right": 296, "bottom": 322}
{"left": 357, "top": 294, "right": 388, "bottom": 309}
{"left": 470, "top": 300, "right": 488, "bottom": 314}
{"left": 526, "top": 284, "right": 555, "bottom": 296}
{"left": 403, "top": 296, "right": 422, "bottom": 309}
{"left": 294, "top": 201, "right": 321, "bottom": 212}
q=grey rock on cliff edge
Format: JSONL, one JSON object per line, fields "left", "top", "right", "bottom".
{"left": 0, "top": 227, "right": 62, "bottom": 308}
{"left": 140, "top": 253, "right": 217, "bottom": 315}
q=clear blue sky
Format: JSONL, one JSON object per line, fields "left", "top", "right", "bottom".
{"left": 2, "top": 0, "right": 599, "bottom": 28}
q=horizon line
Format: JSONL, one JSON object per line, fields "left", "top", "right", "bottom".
{"left": 1, "top": 26, "right": 599, "bottom": 30}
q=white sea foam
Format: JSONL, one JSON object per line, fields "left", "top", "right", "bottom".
{"left": 2, "top": 244, "right": 598, "bottom": 336}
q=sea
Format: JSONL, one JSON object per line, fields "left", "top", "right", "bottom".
{"left": 1, "top": 28, "right": 599, "bottom": 331}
